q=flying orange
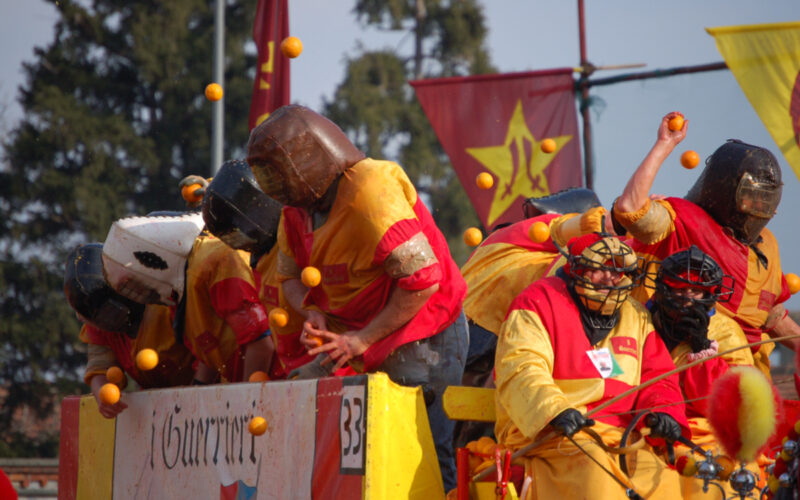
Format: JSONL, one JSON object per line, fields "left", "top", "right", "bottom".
{"left": 528, "top": 221, "right": 550, "bottom": 243}
{"left": 301, "top": 266, "right": 322, "bottom": 288}
{"left": 540, "top": 138, "right": 557, "bottom": 154}
{"left": 204, "top": 83, "right": 223, "bottom": 102}
{"left": 680, "top": 150, "right": 700, "bottom": 169}
{"left": 280, "top": 37, "right": 303, "bottom": 58}
{"left": 463, "top": 227, "right": 483, "bottom": 247}
{"left": 136, "top": 349, "right": 159, "bottom": 371}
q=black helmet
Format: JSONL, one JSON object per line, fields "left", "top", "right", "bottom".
{"left": 202, "top": 159, "right": 283, "bottom": 255}
{"left": 522, "top": 187, "right": 601, "bottom": 219}
{"left": 686, "top": 140, "right": 782, "bottom": 245}
{"left": 651, "top": 246, "right": 734, "bottom": 352}
{"left": 64, "top": 243, "right": 145, "bottom": 337}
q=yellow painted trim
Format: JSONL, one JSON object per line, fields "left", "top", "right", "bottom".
{"left": 76, "top": 395, "right": 116, "bottom": 500}
{"left": 364, "top": 373, "right": 444, "bottom": 500}
{"left": 443, "top": 386, "right": 496, "bottom": 422}
{"left": 706, "top": 21, "right": 800, "bottom": 36}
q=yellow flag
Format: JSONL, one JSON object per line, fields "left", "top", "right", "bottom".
{"left": 707, "top": 22, "right": 800, "bottom": 180}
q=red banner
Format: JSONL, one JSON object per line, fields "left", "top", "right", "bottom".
{"left": 411, "top": 70, "right": 583, "bottom": 229}
{"left": 249, "top": 0, "right": 290, "bottom": 130}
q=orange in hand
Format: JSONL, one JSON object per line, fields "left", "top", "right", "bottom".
{"left": 680, "top": 150, "right": 700, "bottom": 169}
{"left": 528, "top": 221, "right": 550, "bottom": 243}
{"left": 475, "top": 172, "right": 493, "bottom": 190}
{"left": 99, "top": 383, "right": 121, "bottom": 406}
{"left": 248, "top": 416, "right": 268, "bottom": 436}
{"left": 301, "top": 266, "right": 322, "bottom": 288}
{"left": 463, "top": 227, "right": 483, "bottom": 247}
{"left": 269, "top": 307, "right": 289, "bottom": 328}
{"left": 280, "top": 37, "right": 303, "bottom": 58}
{"left": 204, "top": 83, "right": 223, "bottom": 102}
{"left": 668, "top": 114, "right": 684, "bottom": 131}
{"left": 181, "top": 183, "right": 203, "bottom": 204}
{"left": 786, "top": 273, "right": 800, "bottom": 294}
{"left": 308, "top": 335, "right": 324, "bottom": 348}
{"left": 249, "top": 371, "right": 269, "bottom": 383}
{"left": 106, "top": 366, "right": 124, "bottom": 385}
{"left": 136, "top": 349, "right": 159, "bottom": 371}
{"left": 540, "top": 138, "right": 557, "bottom": 154}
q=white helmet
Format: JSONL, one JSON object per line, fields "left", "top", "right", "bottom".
{"left": 102, "top": 212, "right": 204, "bottom": 306}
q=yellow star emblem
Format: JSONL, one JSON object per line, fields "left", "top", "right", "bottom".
{"left": 466, "top": 100, "right": 572, "bottom": 226}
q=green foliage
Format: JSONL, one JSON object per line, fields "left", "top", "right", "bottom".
{"left": 328, "top": 0, "right": 495, "bottom": 263}
{"left": 0, "top": 0, "right": 257, "bottom": 457}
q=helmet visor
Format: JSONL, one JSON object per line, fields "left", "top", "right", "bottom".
{"left": 736, "top": 172, "right": 781, "bottom": 219}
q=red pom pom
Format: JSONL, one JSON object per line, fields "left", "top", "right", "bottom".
{"left": 708, "top": 371, "right": 744, "bottom": 458}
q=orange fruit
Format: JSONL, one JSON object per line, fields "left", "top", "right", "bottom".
{"left": 680, "top": 150, "right": 700, "bottom": 169}
{"left": 280, "top": 36, "right": 303, "bottom": 58}
{"left": 106, "top": 366, "right": 125, "bottom": 385}
{"left": 475, "top": 172, "right": 494, "bottom": 190}
{"left": 204, "top": 83, "right": 223, "bottom": 102}
{"left": 98, "top": 383, "right": 121, "bottom": 406}
{"left": 269, "top": 307, "right": 289, "bottom": 328}
{"left": 308, "top": 335, "right": 324, "bottom": 348}
{"left": 715, "top": 455, "right": 735, "bottom": 480}
{"left": 248, "top": 416, "right": 268, "bottom": 436}
{"left": 668, "top": 114, "right": 684, "bottom": 131}
{"left": 136, "top": 348, "right": 159, "bottom": 371}
{"left": 540, "top": 138, "right": 557, "bottom": 154}
{"left": 181, "top": 183, "right": 204, "bottom": 203}
{"left": 786, "top": 273, "right": 800, "bottom": 295}
{"left": 248, "top": 371, "right": 269, "bottom": 383}
{"left": 301, "top": 266, "right": 321, "bottom": 288}
{"left": 463, "top": 227, "right": 483, "bottom": 247}
{"left": 528, "top": 221, "right": 550, "bottom": 242}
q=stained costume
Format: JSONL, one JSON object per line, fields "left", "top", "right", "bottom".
{"left": 494, "top": 235, "right": 687, "bottom": 499}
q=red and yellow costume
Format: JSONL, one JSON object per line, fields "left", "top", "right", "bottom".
{"left": 180, "top": 235, "right": 269, "bottom": 382}
{"left": 81, "top": 304, "right": 195, "bottom": 388}
{"left": 462, "top": 209, "right": 606, "bottom": 335}
{"left": 666, "top": 312, "right": 760, "bottom": 498}
{"left": 615, "top": 197, "right": 790, "bottom": 375}
{"left": 254, "top": 247, "right": 313, "bottom": 378}
{"left": 276, "top": 159, "right": 466, "bottom": 371}
{"left": 495, "top": 276, "right": 687, "bottom": 499}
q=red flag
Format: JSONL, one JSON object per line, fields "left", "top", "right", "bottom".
{"left": 249, "top": 0, "right": 290, "bottom": 130}
{"left": 411, "top": 69, "right": 582, "bottom": 229}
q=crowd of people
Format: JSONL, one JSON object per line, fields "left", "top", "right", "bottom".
{"left": 64, "top": 106, "right": 795, "bottom": 498}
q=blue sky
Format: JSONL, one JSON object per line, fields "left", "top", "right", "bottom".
{"left": 2, "top": 0, "right": 799, "bottom": 308}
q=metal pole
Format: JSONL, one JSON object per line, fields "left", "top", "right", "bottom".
{"left": 577, "top": 0, "right": 594, "bottom": 190}
{"left": 211, "top": 0, "right": 225, "bottom": 175}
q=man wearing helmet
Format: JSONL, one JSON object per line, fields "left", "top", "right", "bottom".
{"left": 64, "top": 243, "right": 196, "bottom": 418}
{"left": 202, "top": 159, "right": 315, "bottom": 379}
{"left": 613, "top": 112, "right": 796, "bottom": 376}
{"left": 648, "top": 246, "right": 758, "bottom": 498}
{"left": 102, "top": 211, "right": 274, "bottom": 383}
{"left": 495, "top": 233, "right": 687, "bottom": 499}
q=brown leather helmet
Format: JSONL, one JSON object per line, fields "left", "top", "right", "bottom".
{"left": 246, "top": 105, "right": 365, "bottom": 209}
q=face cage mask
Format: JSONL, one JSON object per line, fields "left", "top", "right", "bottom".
{"left": 571, "top": 271, "right": 637, "bottom": 317}
{"left": 651, "top": 286, "right": 713, "bottom": 352}
{"left": 736, "top": 172, "right": 782, "bottom": 219}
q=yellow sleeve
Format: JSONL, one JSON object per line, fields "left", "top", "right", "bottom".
{"left": 495, "top": 308, "right": 571, "bottom": 439}
{"left": 549, "top": 207, "right": 607, "bottom": 247}
{"left": 613, "top": 198, "right": 676, "bottom": 245}
{"left": 709, "top": 314, "right": 755, "bottom": 366}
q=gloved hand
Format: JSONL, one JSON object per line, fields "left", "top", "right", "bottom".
{"left": 645, "top": 412, "right": 682, "bottom": 442}
{"left": 676, "top": 302, "right": 711, "bottom": 353}
{"left": 549, "top": 408, "right": 595, "bottom": 438}
{"left": 287, "top": 353, "right": 335, "bottom": 380}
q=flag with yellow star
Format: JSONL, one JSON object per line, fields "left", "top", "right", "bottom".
{"left": 249, "top": 0, "right": 290, "bottom": 130}
{"left": 411, "top": 69, "right": 583, "bottom": 229}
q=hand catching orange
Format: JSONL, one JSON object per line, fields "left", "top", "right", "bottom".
{"left": 668, "top": 114, "right": 684, "bottom": 132}
{"left": 99, "top": 383, "right": 121, "bottom": 406}
{"left": 308, "top": 335, "right": 324, "bottom": 348}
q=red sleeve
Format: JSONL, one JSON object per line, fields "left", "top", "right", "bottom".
{"left": 376, "top": 218, "right": 444, "bottom": 291}
{"left": 209, "top": 277, "right": 269, "bottom": 345}
{"left": 83, "top": 324, "right": 111, "bottom": 346}
{"left": 635, "top": 331, "right": 690, "bottom": 438}
{"left": 680, "top": 358, "right": 731, "bottom": 418}
{"left": 777, "top": 274, "right": 792, "bottom": 306}
{"left": 0, "top": 469, "right": 17, "bottom": 500}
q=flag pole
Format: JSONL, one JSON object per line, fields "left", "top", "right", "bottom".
{"left": 211, "top": 0, "right": 225, "bottom": 175}
{"left": 576, "top": 0, "right": 594, "bottom": 190}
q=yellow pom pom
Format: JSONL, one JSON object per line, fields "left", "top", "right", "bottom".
{"left": 735, "top": 367, "right": 777, "bottom": 462}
